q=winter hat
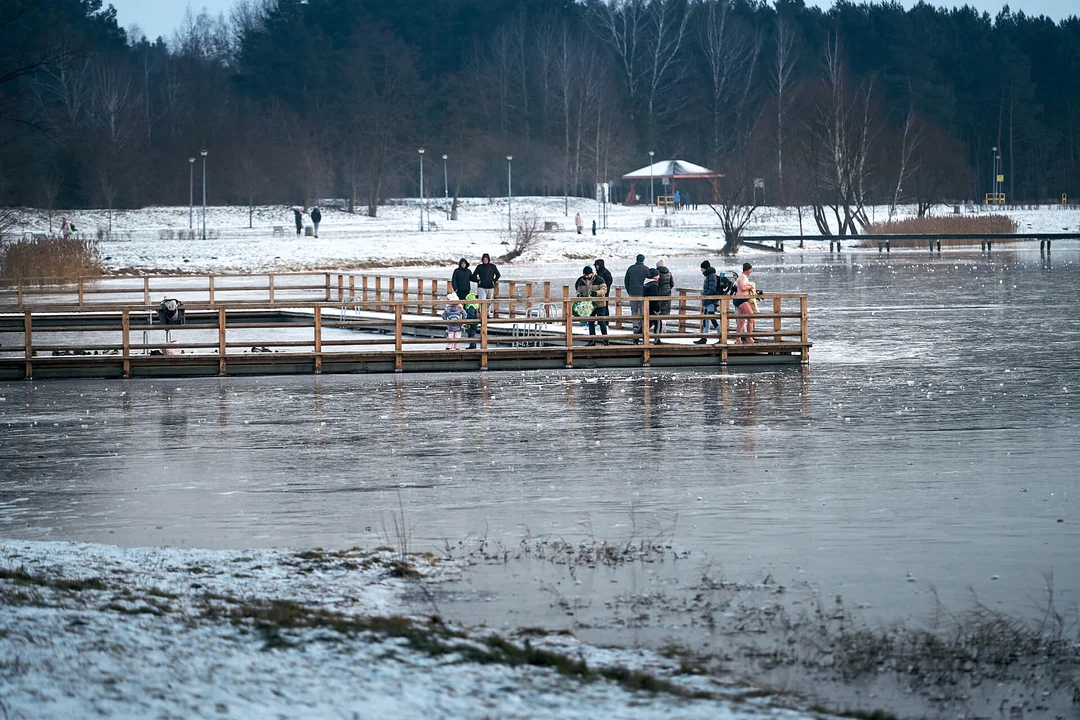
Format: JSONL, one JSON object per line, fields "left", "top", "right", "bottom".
{"left": 647, "top": 267, "right": 659, "bottom": 279}
{"left": 700, "top": 260, "right": 712, "bottom": 269}
{"left": 446, "top": 292, "right": 459, "bottom": 302}
{"left": 583, "top": 265, "right": 594, "bottom": 275}
{"left": 636, "top": 254, "right": 646, "bottom": 263}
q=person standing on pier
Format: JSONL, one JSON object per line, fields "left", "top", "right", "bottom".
{"left": 694, "top": 261, "right": 720, "bottom": 344}
{"left": 656, "top": 260, "right": 674, "bottom": 323}
{"left": 642, "top": 268, "right": 663, "bottom": 343}
{"left": 593, "top": 258, "right": 613, "bottom": 292}
{"left": 623, "top": 254, "right": 648, "bottom": 338}
{"left": 575, "top": 266, "right": 609, "bottom": 344}
{"left": 443, "top": 293, "right": 465, "bottom": 350}
{"left": 471, "top": 253, "right": 501, "bottom": 316}
{"left": 734, "top": 262, "right": 757, "bottom": 344}
{"left": 451, "top": 258, "right": 472, "bottom": 301}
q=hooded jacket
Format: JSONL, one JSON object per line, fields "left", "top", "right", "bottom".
{"left": 471, "top": 254, "right": 501, "bottom": 289}
{"left": 641, "top": 276, "right": 662, "bottom": 314}
{"left": 451, "top": 259, "right": 472, "bottom": 299}
{"left": 657, "top": 266, "right": 674, "bottom": 296}
{"left": 593, "top": 259, "right": 614, "bottom": 291}
{"left": 623, "top": 260, "right": 648, "bottom": 296}
{"left": 701, "top": 267, "right": 718, "bottom": 298}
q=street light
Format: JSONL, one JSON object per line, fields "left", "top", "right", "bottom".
{"left": 442, "top": 154, "right": 449, "bottom": 221}
{"left": 200, "top": 150, "right": 207, "bottom": 240}
{"left": 648, "top": 150, "right": 655, "bottom": 212}
{"left": 188, "top": 158, "right": 195, "bottom": 230}
{"left": 506, "top": 155, "right": 513, "bottom": 232}
{"left": 418, "top": 148, "right": 425, "bottom": 232}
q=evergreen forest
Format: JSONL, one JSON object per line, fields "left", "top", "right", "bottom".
{"left": 1, "top": 0, "right": 1077, "bottom": 225}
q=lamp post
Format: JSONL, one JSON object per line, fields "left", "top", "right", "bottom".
{"left": 200, "top": 150, "right": 207, "bottom": 240}
{"left": 648, "top": 150, "right": 655, "bottom": 212}
{"left": 418, "top": 148, "right": 425, "bottom": 232}
{"left": 442, "top": 154, "right": 449, "bottom": 221}
{"left": 507, "top": 155, "right": 513, "bottom": 233}
{"left": 188, "top": 158, "right": 195, "bottom": 230}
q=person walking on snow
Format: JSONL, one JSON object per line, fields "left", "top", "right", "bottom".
{"left": 451, "top": 258, "right": 472, "bottom": 301}
{"left": 292, "top": 207, "right": 303, "bottom": 236}
{"left": 694, "top": 261, "right": 720, "bottom": 344}
{"left": 623, "top": 254, "right": 648, "bottom": 339}
{"left": 310, "top": 207, "right": 322, "bottom": 238}
{"left": 60, "top": 217, "right": 71, "bottom": 239}
{"left": 470, "top": 253, "right": 501, "bottom": 316}
{"left": 575, "top": 211, "right": 584, "bottom": 234}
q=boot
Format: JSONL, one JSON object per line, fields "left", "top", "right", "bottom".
{"left": 694, "top": 338, "right": 707, "bottom": 345}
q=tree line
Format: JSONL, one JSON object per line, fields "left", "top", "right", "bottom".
{"left": 1, "top": 0, "right": 1077, "bottom": 232}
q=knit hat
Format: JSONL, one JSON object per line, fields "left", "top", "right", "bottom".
{"left": 647, "top": 267, "right": 659, "bottom": 278}
{"left": 446, "top": 292, "right": 459, "bottom": 301}
{"left": 700, "top": 260, "right": 711, "bottom": 269}
{"left": 583, "top": 265, "right": 594, "bottom": 275}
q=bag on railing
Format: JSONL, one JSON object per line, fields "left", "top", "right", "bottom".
{"left": 717, "top": 273, "right": 738, "bottom": 296}
{"left": 158, "top": 298, "right": 186, "bottom": 325}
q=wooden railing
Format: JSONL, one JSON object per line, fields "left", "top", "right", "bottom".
{"left": 0, "top": 293, "right": 809, "bottom": 378}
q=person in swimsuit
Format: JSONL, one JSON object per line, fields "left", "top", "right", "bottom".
{"left": 734, "top": 262, "right": 756, "bottom": 344}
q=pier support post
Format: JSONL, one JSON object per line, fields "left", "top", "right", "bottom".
{"left": 936, "top": 239, "right": 941, "bottom": 253}
{"left": 217, "top": 307, "right": 227, "bottom": 375}
{"left": 23, "top": 311, "right": 32, "bottom": 379}
{"left": 878, "top": 241, "right": 883, "bottom": 253}
{"left": 1040, "top": 240, "right": 1045, "bottom": 256}
{"left": 394, "top": 305, "right": 403, "bottom": 372}
{"left": 122, "top": 309, "right": 131, "bottom": 377}
{"left": 987, "top": 240, "right": 992, "bottom": 252}
{"left": 1047, "top": 239, "right": 1052, "bottom": 253}
{"left": 886, "top": 239, "right": 890, "bottom": 253}
{"left": 981, "top": 240, "right": 986, "bottom": 251}
{"left": 930, "top": 239, "right": 935, "bottom": 252}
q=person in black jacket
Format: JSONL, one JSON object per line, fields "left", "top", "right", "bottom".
{"left": 310, "top": 207, "right": 322, "bottom": 237}
{"left": 656, "top": 260, "right": 674, "bottom": 318}
{"left": 470, "top": 253, "right": 501, "bottom": 316}
{"left": 623, "top": 254, "right": 648, "bottom": 335}
{"left": 292, "top": 207, "right": 303, "bottom": 235}
{"left": 593, "top": 258, "right": 613, "bottom": 291}
{"left": 451, "top": 258, "right": 472, "bottom": 301}
{"left": 694, "top": 260, "right": 720, "bottom": 344}
{"left": 641, "top": 268, "right": 663, "bottom": 343}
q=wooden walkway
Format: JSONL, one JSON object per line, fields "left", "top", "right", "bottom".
{"left": 0, "top": 272, "right": 810, "bottom": 380}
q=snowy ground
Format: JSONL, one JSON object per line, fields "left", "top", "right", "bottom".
{"left": 0, "top": 538, "right": 829, "bottom": 719}
{"left": 13, "top": 198, "right": 1080, "bottom": 274}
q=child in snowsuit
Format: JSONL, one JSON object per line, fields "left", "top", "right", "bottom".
{"left": 443, "top": 294, "right": 465, "bottom": 350}
{"left": 464, "top": 293, "right": 480, "bottom": 349}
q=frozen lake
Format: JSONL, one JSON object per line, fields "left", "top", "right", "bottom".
{"left": 2, "top": 246, "right": 1078, "bottom": 629}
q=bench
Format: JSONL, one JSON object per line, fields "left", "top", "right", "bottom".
{"left": 33, "top": 233, "right": 47, "bottom": 240}
{"left": 543, "top": 221, "right": 564, "bottom": 232}
{"left": 428, "top": 221, "right": 440, "bottom": 231}
{"left": 272, "top": 226, "right": 285, "bottom": 237}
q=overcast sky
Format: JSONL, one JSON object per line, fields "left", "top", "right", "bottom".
{"left": 112, "top": 0, "right": 1075, "bottom": 44}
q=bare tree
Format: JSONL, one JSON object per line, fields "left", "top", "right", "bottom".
{"left": 707, "top": 157, "right": 759, "bottom": 255}
{"left": 888, "top": 94, "right": 923, "bottom": 219}
{"left": 697, "top": 0, "right": 761, "bottom": 159}
{"left": 41, "top": 167, "right": 64, "bottom": 234}
{"left": 91, "top": 65, "right": 134, "bottom": 231}
{"left": 772, "top": 15, "right": 796, "bottom": 197}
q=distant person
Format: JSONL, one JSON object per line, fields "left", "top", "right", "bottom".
{"left": 684, "top": 191, "right": 694, "bottom": 210}
{"left": 292, "top": 207, "right": 303, "bottom": 236}
{"left": 575, "top": 211, "right": 584, "bottom": 234}
{"left": 443, "top": 293, "right": 465, "bottom": 350}
{"left": 591, "top": 219, "right": 597, "bottom": 236}
{"left": 656, "top": 260, "right": 674, "bottom": 319}
{"left": 310, "top": 207, "right": 322, "bottom": 237}
{"left": 451, "top": 258, "right": 472, "bottom": 300}
{"left": 470, "top": 253, "right": 501, "bottom": 315}
{"left": 734, "top": 262, "right": 757, "bottom": 344}
{"left": 464, "top": 292, "right": 480, "bottom": 349}
{"left": 60, "top": 217, "right": 71, "bottom": 239}
{"left": 694, "top": 260, "right": 720, "bottom": 344}
{"left": 673, "top": 189, "right": 681, "bottom": 212}
{"left": 642, "top": 268, "right": 663, "bottom": 343}
{"left": 623, "top": 254, "right": 648, "bottom": 339}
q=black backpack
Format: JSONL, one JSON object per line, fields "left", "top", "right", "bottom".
{"left": 158, "top": 298, "right": 185, "bottom": 325}
{"left": 716, "top": 273, "right": 737, "bottom": 296}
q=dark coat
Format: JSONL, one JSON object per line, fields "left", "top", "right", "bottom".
{"left": 623, "top": 261, "right": 648, "bottom": 296}
{"left": 293, "top": 209, "right": 303, "bottom": 229}
{"left": 451, "top": 260, "right": 472, "bottom": 299}
{"left": 642, "top": 279, "right": 662, "bottom": 314}
{"left": 594, "top": 261, "right": 614, "bottom": 292}
{"left": 311, "top": 208, "right": 322, "bottom": 223}
{"left": 471, "top": 261, "right": 501, "bottom": 289}
{"left": 701, "top": 267, "right": 718, "bottom": 297}
{"left": 657, "top": 266, "right": 674, "bottom": 295}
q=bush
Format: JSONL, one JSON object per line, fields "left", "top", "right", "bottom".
{"left": 498, "top": 212, "right": 547, "bottom": 263}
{"left": 0, "top": 236, "right": 103, "bottom": 285}
{"left": 862, "top": 214, "right": 1018, "bottom": 247}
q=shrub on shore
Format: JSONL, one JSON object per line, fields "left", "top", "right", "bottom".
{"left": 0, "top": 236, "right": 103, "bottom": 285}
{"left": 862, "top": 214, "right": 1018, "bottom": 247}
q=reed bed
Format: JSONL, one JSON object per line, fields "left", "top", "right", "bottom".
{"left": 0, "top": 236, "right": 103, "bottom": 286}
{"left": 861, "top": 214, "right": 1019, "bottom": 247}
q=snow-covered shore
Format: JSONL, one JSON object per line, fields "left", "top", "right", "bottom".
{"left": 13, "top": 198, "right": 1080, "bottom": 274}
{"left": 0, "top": 538, "right": 827, "bottom": 719}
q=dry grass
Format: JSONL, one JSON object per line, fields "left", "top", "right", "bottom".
{"left": 862, "top": 215, "right": 1019, "bottom": 247}
{"left": 0, "top": 236, "right": 103, "bottom": 285}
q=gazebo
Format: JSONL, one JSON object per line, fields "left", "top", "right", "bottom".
{"left": 621, "top": 159, "right": 723, "bottom": 206}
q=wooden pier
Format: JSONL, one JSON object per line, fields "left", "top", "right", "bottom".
{"left": 0, "top": 272, "right": 810, "bottom": 380}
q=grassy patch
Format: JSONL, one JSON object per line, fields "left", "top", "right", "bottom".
{"left": 0, "top": 236, "right": 103, "bottom": 285}
{"left": 0, "top": 566, "right": 106, "bottom": 592}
